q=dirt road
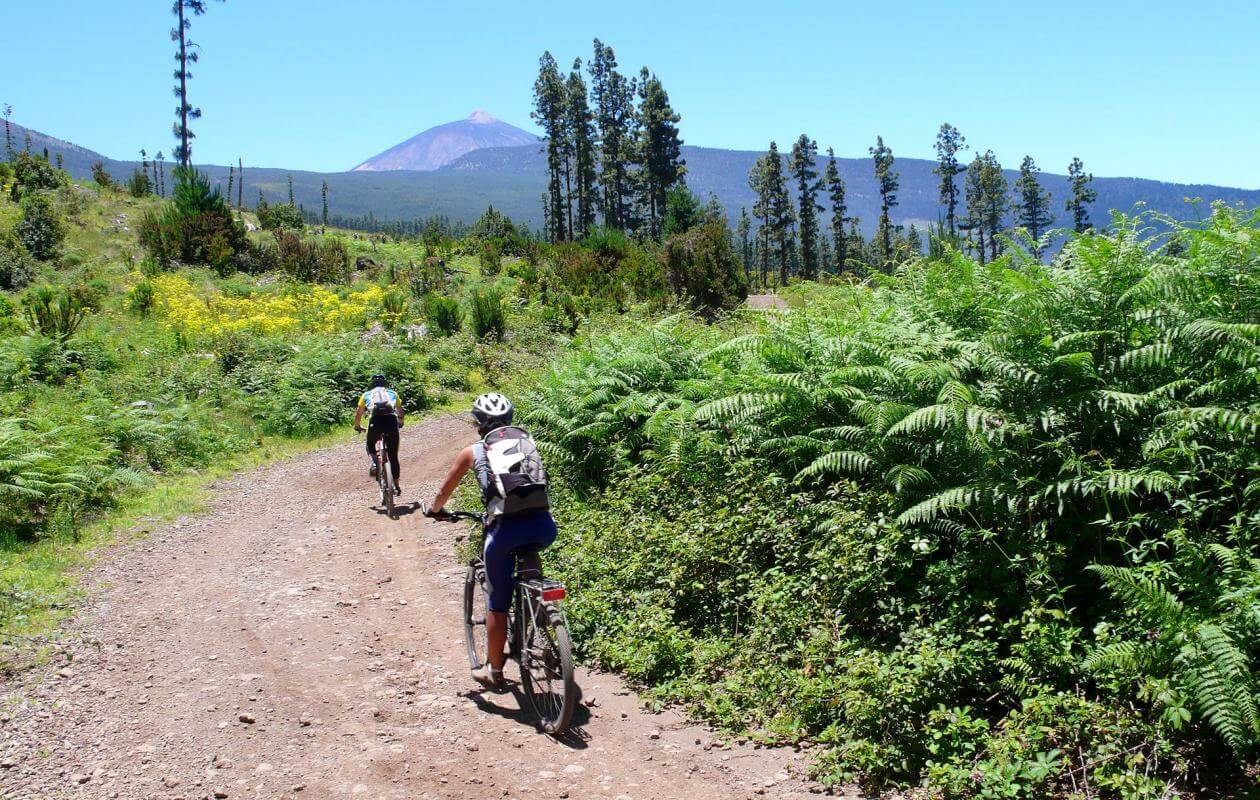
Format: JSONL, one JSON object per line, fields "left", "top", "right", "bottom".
{"left": 0, "top": 415, "right": 824, "bottom": 800}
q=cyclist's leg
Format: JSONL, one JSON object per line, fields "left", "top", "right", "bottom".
{"left": 365, "top": 420, "right": 382, "bottom": 474}
{"left": 383, "top": 421, "right": 401, "bottom": 483}
{"left": 481, "top": 522, "right": 514, "bottom": 672}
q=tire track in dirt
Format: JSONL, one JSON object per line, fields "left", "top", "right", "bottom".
{"left": 1, "top": 415, "right": 829, "bottom": 799}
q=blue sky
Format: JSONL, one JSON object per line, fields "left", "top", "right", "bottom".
{"left": 3, "top": 1, "right": 1257, "bottom": 187}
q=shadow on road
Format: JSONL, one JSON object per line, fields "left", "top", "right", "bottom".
{"left": 464, "top": 682, "right": 592, "bottom": 749}
{"left": 373, "top": 501, "right": 423, "bottom": 517}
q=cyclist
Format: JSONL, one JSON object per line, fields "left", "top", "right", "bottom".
{"left": 425, "top": 393, "right": 557, "bottom": 690}
{"left": 353, "top": 374, "right": 404, "bottom": 496}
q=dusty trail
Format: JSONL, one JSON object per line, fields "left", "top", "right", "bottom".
{"left": 1, "top": 415, "right": 823, "bottom": 800}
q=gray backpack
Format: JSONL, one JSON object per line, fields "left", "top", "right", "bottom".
{"left": 474, "top": 426, "right": 550, "bottom": 517}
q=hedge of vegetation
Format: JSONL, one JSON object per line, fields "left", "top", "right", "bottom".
{"left": 524, "top": 207, "right": 1260, "bottom": 798}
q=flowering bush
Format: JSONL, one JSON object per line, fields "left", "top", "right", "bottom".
{"left": 149, "top": 274, "right": 388, "bottom": 339}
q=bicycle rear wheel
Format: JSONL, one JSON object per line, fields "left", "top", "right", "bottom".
{"left": 463, "top": 563, "right": 489, "bottom": 670}
{"left": 519, "top": 599, "right": 577, "bottom": 735}
{"left": 381, "top": 456, "right": 396, "bottom": 519}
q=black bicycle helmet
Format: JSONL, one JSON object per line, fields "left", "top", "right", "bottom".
{"left": 370, "top": 374, "right": 387, "bottom": 388}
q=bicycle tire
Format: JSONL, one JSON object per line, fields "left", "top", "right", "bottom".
{"left": 382, "top": 457, "right": 395, "bottom": 519}
{"left": 463, "top": 563, "right": 489, "bottom": 670}
{"left": 520, "top": 602, "right": 577, "bottom": 735}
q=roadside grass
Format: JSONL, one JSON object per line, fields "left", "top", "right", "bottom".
{"left": 0, "top": 426, "right": 349, "bottom": 674}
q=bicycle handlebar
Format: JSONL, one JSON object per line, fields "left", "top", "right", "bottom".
{"left": 419, "top": 502, "right": 486, "bottom": 526}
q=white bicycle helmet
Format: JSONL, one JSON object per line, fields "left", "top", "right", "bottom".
{"left": 472, "top": 392, "right": 514, "bottom": 430}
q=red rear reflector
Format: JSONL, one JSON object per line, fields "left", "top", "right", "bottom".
{"left": 541, "top": 587, "right": 567, "bottom": 601}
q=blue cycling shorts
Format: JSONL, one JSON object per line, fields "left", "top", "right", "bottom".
{"left": 483, "top": 510, "right": 558, "bottom": 612}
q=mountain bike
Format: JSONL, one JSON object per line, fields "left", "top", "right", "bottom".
{"left": 425, "top": 506, "right": 577, "bottom": 735}
{"left": 357, "top": 428, "right": 397, "bottom": 519}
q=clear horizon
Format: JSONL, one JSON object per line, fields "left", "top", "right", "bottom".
{"left": 4, "top": 0, "right": 1257, "bottom": 189}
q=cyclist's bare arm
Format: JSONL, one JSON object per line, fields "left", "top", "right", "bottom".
{"left": 352, "top": 405, "right": 365, "bottom": 432}
{"left": 430, "top": 446, "right": 474, "bottom": 513}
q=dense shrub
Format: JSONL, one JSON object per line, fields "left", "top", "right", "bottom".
{"left": 273, "top": 232, "right": 348, "bottom": 283}
{"left": 256, "top": 198, "right": 305, "bottom": 231}
{"left": 662, "top": 218, "right": 747, "bottom": 316}
{"left": 22, "top": 284, "right": 90, "bottom": 341}
{"left": 257, "top": 339, "right": 430, "bottom": 436}
{"left": 16, "top": 191, "right": 65, "bottom": 261}
{"left": 549, "top": 228, "right": 666, "bottom": 306}
{"left": 126, "top": 168, "right": 151, "bottom": 198}
{"left": 8, "top": 150, "right": 68, "bottom": 200}
{"left": 138, "top": 168, "right": 247, "bottom": 272}
{"left": 523, "top": 208, "right": 1260, "bottom": 796}
{"left": 91, "top": 161, "right": 113, "bottom": 189}
{"left": 0, "top": 228, "right": 35, "bottom": 290}
{"left": 468, "top": 287, "right": 506, "bottom": 341}
{"left": 479, "top": 239, "right": 502, "bottom": 276}
{"left": 422, "top": 293, "right": 463, "bottom": 336}
{"left": 127, "top": 280, "right": 155, "bottom": 316}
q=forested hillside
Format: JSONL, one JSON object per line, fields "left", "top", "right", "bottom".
{"left": 9, "top": 118, "right": 1258, "bottom": 236}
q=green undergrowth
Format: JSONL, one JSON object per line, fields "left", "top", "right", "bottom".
{"left": 524, "top": 206, "right": 1260, "bottom": 799}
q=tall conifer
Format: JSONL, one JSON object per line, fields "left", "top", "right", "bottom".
{"left": 869, "top": 136, "right": 899, "bottom": 266}
{"left": 171, "top": 0, "right": 223, "bottom": 168}
{"left": 636, "top": 68, "right": 685, "bottom": 238}
{"left": 823, "top": 148, "right": 850, "bottom": 274}
{"left": 565, "top": 59, "right": 597, "bottom": 236}
{"left": 789, "top": 134, "right": 822, "bottom": 280}
{"left": 1065, "top": 156, "right": 1097, "bottom": 233}
{"left": 531, "top": 52, "right": 568, "bottom": 242}
{"left": 934, "top": 123, "right": 967, "bottom": 237}
{"left": 1013, "top": 155, "right": 1054, "bottom": 260}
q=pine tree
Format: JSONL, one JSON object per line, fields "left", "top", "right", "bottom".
{"left": 977, "top": 150, "right": 1008, "bottom": 263}
{"left": 566, "top": 59, "right": 597, "bottom": 237}
{"left": 636, "top": 68, "right": 685, "bottom": 238}
{"left": 736, "top": 207, "right": 752, "bottom": 281}
{"left": 963, "top": 152, "right": 987, "bottom": 265}
{"left": 532, "top": 51, "right": 568, "bottom": 242}
{"left": 789, "top": 134, "right": 822, "bottom": 280}
{"left": 749, "top": 156, "right": 771, "bottom": 288}
{"left": 589, "top": 40, "right": 637, "bottom": 230}
{"left": 226, "top": 164, "right": 234, "bottom": 207}
{"left": 906, "top": 224, "right": 923, "bottom": 256}
{"left": 1013, "top": 155, "right": 1054, "bottom": 260}
{"left": 171, "top": 0, "right": 223, "bottom": 168}
{"left": 287, "top": 174, "right": 295, "bottom": 206}
{"left": 823, "top": 147, "right": 850, "bottom": 274}
{"left": 933, "top": 123, "right": 967, "bottom": 237}
{"left": 846, "top": 218, "right": 867, "bottom": 277}
{"left": 1065, "top": 156, "right": 1097, "bottom": 234}
{"left": 156, "top": 152, "right": 167, "bottom": 197}
{"left": 749, "top": 142, "right": 793, "bottom": 286}
{"left": 321, "top": 180, "right": 329, "bottom": 229}
{"left": 2, "top": 104, "right": 11, "bottom": 160}
{"left": 236, "top": 157, "right": 243, "bottom": 208}
{"left": 869, "top": 136, "right": 899, "bottom": 267}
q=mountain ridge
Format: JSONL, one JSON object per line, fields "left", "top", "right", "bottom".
{"left": 9, "top": 119, "right": 1259, "bottom": 234}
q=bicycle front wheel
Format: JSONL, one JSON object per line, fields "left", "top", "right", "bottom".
{"left": 520, "top": 601, "right": 577, "bottom": 735}
{"left": 463, "top": 563, "right": 489, "bottom": 670}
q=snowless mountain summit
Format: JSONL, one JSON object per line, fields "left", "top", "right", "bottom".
{"left": 351, "top": 111, "right": 537, "bottom": 172}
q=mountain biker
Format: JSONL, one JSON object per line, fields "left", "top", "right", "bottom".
{"left": 425, "top": 392, "right": 557, "bottom": 691}
{"left": 353, "top": 374, "right": 405, "bottom": 496}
